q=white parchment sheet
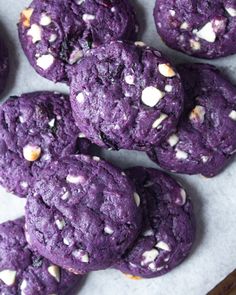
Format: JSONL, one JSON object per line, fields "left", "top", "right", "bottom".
{"left": 1, "top": 1, "right": 236, "bottom": 294}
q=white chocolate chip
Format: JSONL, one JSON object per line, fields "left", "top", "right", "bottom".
{"left": 76, "top": 92, "right": 85, "bottom": 103}
{"left": 201, "top": 155, "right": 209, "bottom": 163}
{"left": 190, "top": 39, "right": 201, "bottom": 50}
{"left": 149, "top": 263, "right": 164, "bottom": 272}
{"left": 66, "top": 175, "right": 85, "bottom": 184}
{"left": 156, "top": 241, "right": 171, "bottom": 251}
{"left": 141, "top": 86, "right": 165, "bottom": 107}
{"left": 164, "top": 255, "right": 170, "bottom": 262}
{"left": 180, "top": 188, "right": 187, "bottom": 205}
{"left": 49, "top": 34, "right": 57, "bottom": 43}
{"left": 48, "top": 265, "right": 60, "bottom": 282}
{"left": 148, "top": 262, "right": 156, "bottom": 271}
{"left": 180, "top": 22, "right": 189, "bottom": 30}
{"left": 104, "top": 226, "right": 114, "bottom": 235}
{"left": 225, "top": 7, "right": 236, "bottom": 16}
{"left": 111, "top": 7, "right": 116, "bottom": 13}
{"left": 141, "top": 249, "right": 159, "bottom": 265}
{"left": 20, "top": 279, "right": 27, "bottom": 295}
{"left": 0, "top": 270, "right": 17, "bottom": 286}
{"left": 82, "top": 14, "right": 95, "bottom": 22}
{"left": 134, "top": 41, "right": 146, "bottom": 47}
{"left": 169, "top": 9, "right": 176, "bottom": 16}
{"left": 69, "top": 49, "right": 84, "bottom": 65}
{"left": 48, "top": 118, "right": 55, "bottom": 128}
{"left": 158, "top": 64, "right": 176, "bottom": 78}
{"left": 27, "top": 24, "right": 41, "bottom": 43}
{"left": 36, "top": 54, "right": 55, "bottom": 70}
{"left": 55, "top": 219, "right": 65, "bottom": 230}
{"left": 167, "top": 134, "right": 179, "bottom": 147}
{"left": 79, "top": 133, "right": 86, "bottom": 138}
{"left": 189, "top": 105, "right": 206, "bottom": 123}
{"left": 124, "top": 75, "right": 135, "bottom": 85}
{"left": 72, "top": 250, "right": 89, "bottom": 263}
{"left": 152, "top": 113, "right": 168, "bottom": 129}
{"left": 61, "top": 190, "right": 70, "bottom": 200}
{"left": 40, "top": 13, "right": 52, "bottom": 26}
{"left": 76, "top": 0, "right": 85, "bottom": 4}
{"left": 133, "top": 192, "right": 140, "bottom": 207}
{"left": 229, "top": 110, "right": 236, "bottom": 121}
{"left": 196, "top": 22, "right": 216, "bottom": 42}
{"left": 23, "top": 144, "right": 41, "bottom": 161}
{"left": 93, "top": 156, "right": 100, "bottom": 161}
{"left": 63, "top": 237, "right": 71, "bottom": 246}
{"left": 176, "top": 149, "right": 188, "bottom": 160}
{"left": 25, "top": 230, "right": 31, "bottom": 244}
{"left": 143, "top": 229, "right": 154, "bottom": 237}
{"left": 164, "top": 85, "right": 173, "bottom": 92}
{"left": 20, "top": 181, "right": 28, "bottom": 189}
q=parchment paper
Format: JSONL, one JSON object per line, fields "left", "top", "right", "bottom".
{"left": 1, "top": 1, "right": 236, "bottom": 294}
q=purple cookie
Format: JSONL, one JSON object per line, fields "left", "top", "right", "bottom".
{"left": 0, "top": 38, "right": 9, "bottom": 94}
{"left": 0, "top": 91, "right": 90, "bottom": 197}
{"left": 18, "top": 0, "right": 138, "bottom": 83}
{"left": 114, "top": 167, "right": 195, "bottom": 279}
{"left": 25, "top": 155, "right": 142, "bottom": 273}
{"left": 70, "top": 41, "right": 184, "bottom": 151}
{"left": 0, "top": 218, "right": 80, "bottom": 295}
{"left": 148, "top": 63, "right": 236, "bottom": 177}
{"left": 154, "top": 0, "right": 236, "bottom": 59}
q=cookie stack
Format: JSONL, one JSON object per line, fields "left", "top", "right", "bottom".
{"left": 1, "top": 0, "right": 236, "bottom": 293}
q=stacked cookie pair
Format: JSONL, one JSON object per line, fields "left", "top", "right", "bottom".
{"left": 68, "top": 40, "right": 236, "bottom": 178}
{"left": 17, "top": 0, "right": 236, "bottom": 178}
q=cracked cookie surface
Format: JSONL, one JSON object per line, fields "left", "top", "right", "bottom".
{"left": 154, "top": 0, "right": 236, "bottom": 59}
{"left": 70, "top": 41, "right": 184, "bottom": 151}
{"left": 148, "top": 64, "right": 236, "bottom": 177}
{"left": 114, "top": 167, "right": 195, "bottom": 278}
{"left": 25, "top": 155, "right": 142, "bottom": 273}
{"left": 18, "top": 0, "right": 138, "bottom": 83}
{"left": 0, "top": 218, "right": 80, "bottom": 295}
{"left": 0, "top": 91, "right": 90, "bottom": 197}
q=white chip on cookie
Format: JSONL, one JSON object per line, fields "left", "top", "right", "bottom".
{"left": 142, "top": 86, "right": 165, "bottom": 107}
{"left": 196, "top": 22, "right": 216, "bottom": 43}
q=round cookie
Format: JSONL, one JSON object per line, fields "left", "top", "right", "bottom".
{"left": 0, "top": 91, "right": 90, "bottom": 197}
{"left": 0, "top": 38, "right": 9, "bottom": 94}
{"left": 114, "top": 167, "right": 195, "bottom": 279}
{"left": 70, "top": 41, "right": 184, "bottom": 151}
{"left": 0, "top": 218, "right": 81, "bottom": 295}
{"left": 148, "top": 63, "right": 236, "bottom": 177}
{"left": 25, "top": 155, "right": 142, "bottom": 273}
{"left": 18, "top": 0, "right": 138, "bottom": 83}
{"left": 154, "top": 0, "right": 236, "bottom": 59}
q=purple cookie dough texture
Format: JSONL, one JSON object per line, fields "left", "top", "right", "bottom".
{"left": 154, "top": 0, "right": 236, "bottom": 59}
{"left": 0, "top": 218, "right": 80, "bottom": 295}
{"left": 70, "top": 41, "right": 184, "bottom": 151}
{"left": 149, "top": 63, "right": 236, "bottom": 177}
{"left": 18, "top": 0, "right": 138, "bottom": 83}
{"left": 0, "top": 38, "right": 9, "bottom": 94}
{"left": 25, "top": 155, "right": 142, "bottom": 273}
{"left": 114, "top": 167, "right": 195, "bottom": 279}
{"left": 0, "top": 91, "right": 90, "bottom": 197}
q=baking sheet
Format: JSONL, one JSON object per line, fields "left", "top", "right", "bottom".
{"left": 1, "top": 0, "right": 236, "bottom": 294}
